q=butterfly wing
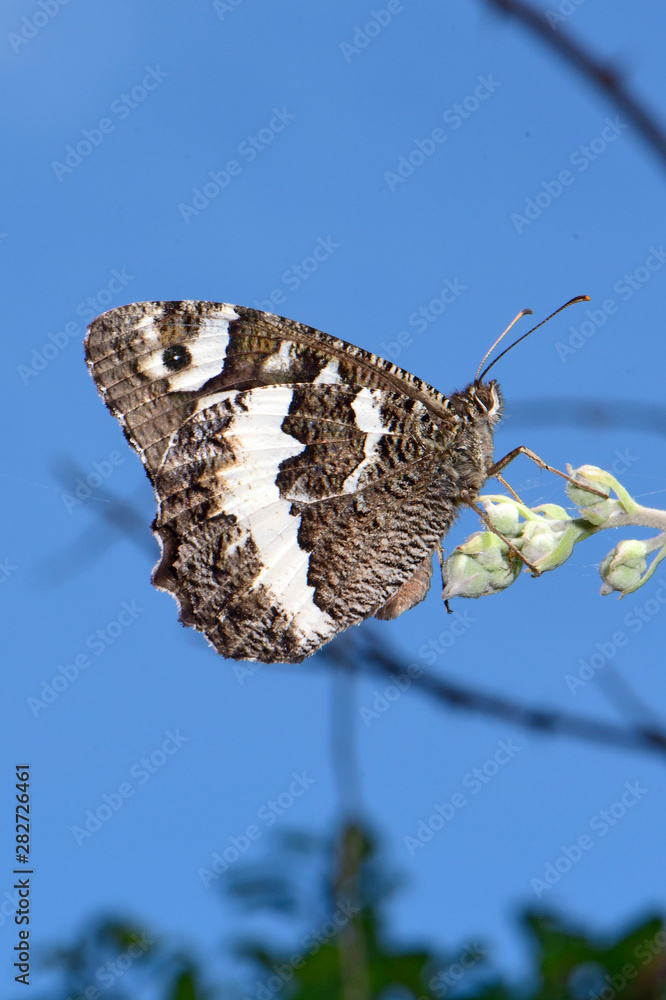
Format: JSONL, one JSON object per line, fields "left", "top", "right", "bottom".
{"left": 85, "top": 301, "right": 463, "bottom": 662}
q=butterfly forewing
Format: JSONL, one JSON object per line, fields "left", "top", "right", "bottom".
{"left": 85, "top": 300, "right": 495, "bottom": 662}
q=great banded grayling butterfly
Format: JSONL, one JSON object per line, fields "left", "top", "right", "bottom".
{"left": 84, "top": 298, "right": 587, "bottom": 663}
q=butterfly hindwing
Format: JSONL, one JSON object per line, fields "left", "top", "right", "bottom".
{"left": 85, "top": 300, "right": 495, "bottom": 662}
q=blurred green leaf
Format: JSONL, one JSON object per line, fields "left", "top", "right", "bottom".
{"left": 38, "top": 827, "right": 666, "bottom": 1000}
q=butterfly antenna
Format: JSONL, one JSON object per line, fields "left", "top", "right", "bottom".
{"left": 474, "top": 309, "right": 533, "bottom": 383}
{"left": 476, "top": 295, "right": 590, "bottom": 383}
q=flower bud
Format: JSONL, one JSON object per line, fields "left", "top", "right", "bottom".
{"left": 518, "top": 507, "right": 592, "bottom": 572}
{"left": 567, "top": 464, "right": 639, "bottom": 517}
{"left": 441, "top": 531, "right": 521, "bottom": 599}
{"left": 520, "top": 518, "right": 568, "bottom": 568}
{"left": 566, "top": 465, "right": 610, "bottom": 507}
{"left": 482, "top": 499, "right": 522, "bottom": 537}
{"left": 532, "top": 503, "right": 570, "bottom": 520}
{"left": 578, "top": 498, "right": 626, "bottom": 527}
{"left": 599, "top": 539, "right": 650, "bottom": 595}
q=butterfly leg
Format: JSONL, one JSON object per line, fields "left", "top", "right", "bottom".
{"left": 435, "top": 543, "right": 454, "bottom": 614}
{"left": 462, "top": 495, "right": 541, "bottom": 577}
{"left": 374, "top": 552, "right": 434, "bottom": 620}
{"left": 495, "top": 474, "right": 524, "bottom": 505}
{"left": 489, "top": 447, "right": 608, "bottom": 498}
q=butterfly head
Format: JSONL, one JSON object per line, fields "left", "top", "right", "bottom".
{"left": 458, "top": 379, "right": 503, "bottom": 425}
{"left": 445, "top": 379, "right": 503, "bottom": 487}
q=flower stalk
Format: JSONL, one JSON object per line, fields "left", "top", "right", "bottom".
{"left": 440, "top": 465, "right": 666, "bottom": 602}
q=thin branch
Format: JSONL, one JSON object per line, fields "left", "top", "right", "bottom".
{"left": 47, "top": 453, "right": 666, "bottom": 761}
{"left": 330, "top": 656, "right": 365, "bottom": 822}
{"left": 483, "top": 0, "right": 666, "bottom": 170}
{"left": 505, "top": 399, "right": 666, "bottom": 439}
{"left": 323, "top": 628, "right": 666, "bottom": 760}
{"left": 333, "top": 824, "right": 371, "bottom": 1000}
{"left": 35, "top": 458, "right": 155, "bottom": 586}
{"left": 596, "top": 661, "right": 664, "bottom": 729}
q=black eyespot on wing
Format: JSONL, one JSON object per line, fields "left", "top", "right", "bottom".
{"left": 162, "top": 344, "right": 191, "bottom": 371}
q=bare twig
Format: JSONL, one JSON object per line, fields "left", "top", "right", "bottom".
{"left": 35, "top": 457, "right": 155, "bottom": 586}
{"left": 505, "top": 398, "right": 666, "bottom": 439}
{"left": 46, "top": 452, "right": 666, "bottom": 760}
{"left": 483, "top": 0, "right": 666, "bottom": 170}
{"left": 322, "top": 628, "right": 666, "bottom": 760}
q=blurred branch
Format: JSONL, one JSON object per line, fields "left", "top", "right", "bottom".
{"left": 35, "top": 456, "right": 155, "bottom": 587}
{"left": 334, "top": 826, "right": 371, "bottom": 1000}
{"left": 47, "top": 450, "right": 666, "bottom": 761}
{"left": 330, "top": 663, "right": 365, "bottom": 821}
{"left": 596, "top": 660, "right": 665, "bottom": 729}
{"left": 505, "top": 399, "right": 666, "bottom": 438}
{"left": 483, "top": 0, "right": 666, "bottom": 170}
{"left": 330, "top": 664, "right": 371, "bottom": 999}
{"left": 323, "top": 628, "right": 666, "bottom": 760}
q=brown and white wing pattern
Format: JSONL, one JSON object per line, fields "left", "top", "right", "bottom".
{"left": 84, "top": 301, "right": 474, "bottom": 662}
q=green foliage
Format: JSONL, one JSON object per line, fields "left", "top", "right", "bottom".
{"left": 38, "top": 826, "right": 666, "bottom": 1000}
{"left": 507, "top": 910, "right": 665, "bottom": 1000}
{"left": 167, "top": 964, "right": 209, "bottom": 1000}
{"left": 442, "top": 466, "right": 666, "bottom": 601}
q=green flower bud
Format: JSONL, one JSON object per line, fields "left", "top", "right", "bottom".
{"left": 599, "top": 539, "right": 650, "bottom": 595}
{"left": 482, "top": 499, "right": 522, "bottom": 537}
{"left": 518, "top": 505, "right": 593, "bottom": 572}
{"left": 577, "top": 498, "right": 627, "bottom": 527}
{"left": 567, "top": 464, "right": 639, "bottom": 517}
{"left": 441, "top": 531, "right": 521, "bottom": 599}
{"left": 566, "top": 465, "right": 610, "bottom": 507}
{"left": 532, "top": 504, "right": 571, "bottom": 520}
{"left": 520, "top": 518, "right": 570, "bottom": 568}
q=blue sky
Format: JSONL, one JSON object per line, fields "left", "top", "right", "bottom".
{"left": 2, "top": 0, "right": 666, "bottom": 994}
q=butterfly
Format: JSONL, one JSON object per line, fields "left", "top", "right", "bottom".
{"left": 84, "top": 299, "right": 579, "bottom": 663}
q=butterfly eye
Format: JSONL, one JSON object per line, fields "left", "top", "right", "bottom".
{"left": 161, "top": 344, "right": 191, "bottom": 372}
{"left": 489, "top": 382, "right": 501, "bottom": 414}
